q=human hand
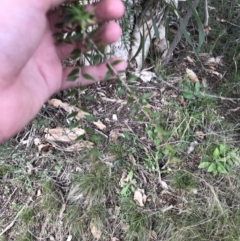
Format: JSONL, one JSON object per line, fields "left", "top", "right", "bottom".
{"left": 0, "top": 0, "right": 127, "bottom": 143}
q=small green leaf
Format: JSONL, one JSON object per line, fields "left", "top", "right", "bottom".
{"left": 70, "top": 120, "right": 80, "bottom": 129}
{"left": 66, "top": 89, "right": 78, "bottom": 97}
{"left": 130, "top": 186, "right": 135, "bottom": 193}
{"left": 228, "top": 159, "right": 233, "bottom": 166}
{"left": 85, "top": 115, "right": 96, "bottom": 121}
{"left": 127, "top": 76, "right": 137, "bottom": 83}
{"left": 89, "top": 134, "right": 102, "bottom": 142}
{"left": 207, "top": 163, "right": 217, "bottom": 172}
{"left": 195, "top": 82, "right": 201, "bottom": 94}
{"left": 67, "top": 111, "right": 78, "bottom": 119}
{"left": 154, "top": 139, "right": 161, "bottom": 146}
{"left": 74, "top": 135, "right": 83, "bottom": 142}
{"left": 70, "top": 48, "right": 81, "bottom": 59}
{"left": 128, "top": 170, "right": 134, "bottom": 180}
{"left": 130, "top": 105, "right": 139, "bottom": 116}
{"left": 146, "top": 130, "right": 153, "bottom": 138}
{"left": 219, "top": 144, "right": 226, "bottom": 155}
{"left": 104, "top": 69, "right": 113, "bottom": 81}
{"left": 169, "top": 157, "right": 182, "bottom": 163}
{"left": 118, "top": 87, "right": 125, "bottom": 97}
{"left": 183, "top": 91, "right": 195, "bottom": 99}
{"left": 111, "top": 60, "right": 123, "bottom": 66}
{"left": 132, "top": 179, "right": 137, "bottom": 185}
{"left": 127, "top": 97, "right": 134, "bottom": 104}
{"left": 123, "top": 131, "right": 130, "bottom": 140}
{"left": 217, "top": 163, "right": 228, "bottom": 174}
{"left": 67, "top": 75, "right": 78, "bottom": 81}
{"left": 130, "top": 86, "right": 138, "bottom": 93}
{"left": 70, "top": 99, "right": 78, "bottom": 106}
{"left": 67, "top": 68, "right": 79, "bottom": 81}
{"left": 70, "top": 33, "right": 83, "bottom": 41}
{"left": 219, "top": 157, "right": 226, "bottom": 162}
{"left": 198, "top": 162, "right": 211, "bottom": 169}
{"left": 213, "top": 148, "right": 220, "bottom": 159}
{"left": 121, "top": 185, "right": 130, "bottom": 197}
{"left": 68, "top": 68, "right": 79, "bottom": 76}
{"left": 82, "top": 73, "right": 95, "bottom": 81}
{"left": 83, "top": 95, "right": 95, "bottom": 101}
{"left": 140, "top": 93, "right": 152, "bottom": 100}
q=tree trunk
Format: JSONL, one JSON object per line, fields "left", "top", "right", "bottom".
{"left": 80, "top": 0, "right": 180, "bottom": 70}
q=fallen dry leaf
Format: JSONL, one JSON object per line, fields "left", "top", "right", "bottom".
{"left": 101, "top": 96, "right": 127, "bottom": 105}
{"left": 120, "top": 221, "right": 130, "bottom": 232}
{"left": 109, "top": 129, "right": 119, "bottom": 142}
{"left": 129, "top": 154, "right": 136, "bottom": 164}
{"left": 27, "top": 163, "right": 34, "bottom": 175}
{"left": 111, "top": 238, "right": 120, "bottom": 241}
{"left": 131, "top": 70, "right": 157, "bottom": 83}
{"left": 119, "top": 173, "right": 130, "bottom": 187}
{"left": 199, "top": 53, "right": 211, "bottom": 61}
{"left": 202, "top": 77, "right": 208, "bottom": 88}
{"left": 195, "top": 131, "right": 205, "bottom": 140}
{"left": 160, "top": 180, "right": 169, "bottom": 190}
{"left": 134, "top": 189, "right": 147, "bottom": 207}
{"left": 102, "top": 154, "right": 117, "bottom": 167}
{"left": 37, "top": 189, "right": 42, "bottom": 197}
{"left": 38, "top": 144, "right": 52, "bottom": 155}
{"left": 205, "top": 56, "right": 223, "bottom": 66}
{"left": 44, "top": 127, "right": 85, "bottom": 143}
{"left": 93, "top": 120, "right": 106, "bottom": 130}
{"left": 149, "top": 230, "right": 158, "bottom": 240}
{"left": 48, "top": 140, "right": 93, "bottom": 152}
{"left": 216, "top": 17, "right": 226, "bottom": 22}
{"left": 112, "top": 114, "right": 118, "bottom": 121}
{"left": 48, "top": 99, "right": 89, "bottom": 120}
{"left": 161, "top": 205, "right": 174, "bottom": 213}
{"left": 186, "top": 68, "right": 199, "bottom": 83}
{"left": 187, "top": 141, "right": 198, "bottom": 154}
{"left": 185, "top": 56, "right": 195, "bottom": 63}
{"left": 34, "top": 138, "right": 41, "bottom": 146}
{"left": 66, "top": 235, "right": 72, "bottom": 241}
{"left": 34, "top": 138, "right": 52, "bottom": 155}
{"left": 114, "top": 206, "right": 121, "bottom": 216}
{"left": 179, "top": 96, "right": 187, "bottom": 107}
{"left": 90, "top": 219, "right": 102, "bottom": 240}
{"left": 140, "top": 70, "right": 157, "bottom": 83}
{"left": 205, "top": 69, "right": 223, "bottom": 79}
{"left": 204, "top": 26, "right": 211, "bottom": 35}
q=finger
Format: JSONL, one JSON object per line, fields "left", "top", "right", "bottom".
{"left": 48, "top": 0, "right": 70, "bottom": 9}
{"left": 86, "top": 0, "right": 125, "bottom": 22}
{"left": 57, "top": 21, "right": 122, "bottom": 60}
{"left": 60, "top": 58, "right": 127, "bottom": 90}
{"left": 48, "top": 0, "right": 124, "bottom": 33}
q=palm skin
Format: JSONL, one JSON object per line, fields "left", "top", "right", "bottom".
{"left": 0, "top": 0, "right": 127, "bottom": 143}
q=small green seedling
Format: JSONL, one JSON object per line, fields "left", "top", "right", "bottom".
{"left": 198, "top": 144, "right": 240, "bottom": 176}
{"left": 120, "top": 170, "right": 137, "bottom": 197}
